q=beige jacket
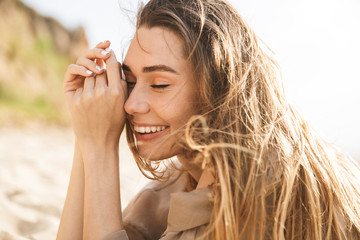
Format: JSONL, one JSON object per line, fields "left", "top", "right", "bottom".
{"left": 104, "top": 172, "right": 212, "bottom": 240}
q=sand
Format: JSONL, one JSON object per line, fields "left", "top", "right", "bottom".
{"left": 0, "top": 124, "right": 358, "bottom": 240}
{"left": 0, "top": 125, "right": 149, "bottom": 240}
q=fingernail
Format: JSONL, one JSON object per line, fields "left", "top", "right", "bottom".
{"left": 101, "top": 50, "right": 110, "bottom": 56}
{"left": 101, "top": 47, "right": 112, "bottom": 55}
{"left": 95, "top": 66, "right": 104, "bottom": 71}
{"left": 86, "top": 70, "right": 93, "bottom": 75}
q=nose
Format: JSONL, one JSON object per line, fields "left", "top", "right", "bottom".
{"left": 124, "top": 85, "right": 150, "bottom": 115}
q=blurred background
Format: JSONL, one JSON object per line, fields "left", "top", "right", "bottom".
{"left": 0, "top": 0, "right": 359, "bottom": 239}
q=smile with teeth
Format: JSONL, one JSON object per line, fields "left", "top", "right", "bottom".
{"left": 134, "top": 125, "right": 167, "bottom": 134}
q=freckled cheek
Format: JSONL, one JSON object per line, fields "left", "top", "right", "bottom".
{"left": 174, "top": 103, "right": 197, "bottom": 126}
{"left": 154, "top": 102, "right": 192, "bottom": 126}
{"left": 152, "top": 89, "right": 197, "bottom": 123}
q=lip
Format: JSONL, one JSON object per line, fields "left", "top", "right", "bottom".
{"left": 135, "top": 128, "right": 169, "bottom": 142}
{"left": 131, "top": 121, "right": 169, "bottom": 142}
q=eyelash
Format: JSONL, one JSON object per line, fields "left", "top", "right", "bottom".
{"left": 151, "top": 84, "right": 170, "bottom": 89}
{"left": 125, "top": 80, "right": 135, "bottom": 87}
{"left": 125, "top": 81, "right": 169, "bottom": 89}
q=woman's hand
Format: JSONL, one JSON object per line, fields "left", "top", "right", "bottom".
{"left": 63, "top": 41, "right": 127, "bottom": 153}
{"left": 61, "top": 41, "right": 125, "bottom": 239}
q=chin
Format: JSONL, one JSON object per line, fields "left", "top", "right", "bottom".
{"left": 137, "top": 146, "right": 180, "bottom": 162}
{"left": 138, "top": 151, "right": 175, "bottom": 162}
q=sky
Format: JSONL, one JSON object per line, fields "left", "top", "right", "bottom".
{"left": 21, "top": 0, "right": 360, "bottom": 157}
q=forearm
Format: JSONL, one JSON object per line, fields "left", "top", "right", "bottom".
{"left": 83, "top": 143, "right": 124, "bottom": 240}
{"left": 57, "top": 140, "right": 85, "bottom": 240}
{"left": 61, "top": 42, "right": 125, "bottom": 239}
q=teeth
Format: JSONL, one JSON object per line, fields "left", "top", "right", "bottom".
{"left": 139, "top": 126, "right": 145, "bottom": 133}
{"left": 134, "top": 125, "right": 167, "bottom": 134}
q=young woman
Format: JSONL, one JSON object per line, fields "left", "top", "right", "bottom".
{"left": 57, "top": 0, "right": 360, "bottom": 239}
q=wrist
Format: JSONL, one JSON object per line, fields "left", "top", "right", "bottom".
{"left": 79, "top": 142, "right": 119, "bottom": 168}
{"left": 82, "top": 150, "right": 120, "bottom": 182}
{"left": 78, "top": 139, "right": 118, "bottom": 156}
{"left": 84, "top": 148, "right": 118, "bottom": 160}
{"left": 74, "top": 130, "right": 121, "bottom": 152}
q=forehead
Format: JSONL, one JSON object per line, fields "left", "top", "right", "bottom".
{"left": 124, "top": 27, "right": 185, "bottom": 68}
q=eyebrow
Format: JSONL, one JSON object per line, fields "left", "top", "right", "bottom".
{"left": 122, "top": 64, "right": 179, "bottom": 75}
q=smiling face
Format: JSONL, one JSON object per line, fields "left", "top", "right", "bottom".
{"left": 123, "top": 27, "right": 198, "bottom": 161}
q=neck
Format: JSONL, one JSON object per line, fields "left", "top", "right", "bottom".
{"left": 177, "top": 154, "right": 214, "bottom": 189}
{"left": 176, "top": 154, "right": 202, "bottom": 181}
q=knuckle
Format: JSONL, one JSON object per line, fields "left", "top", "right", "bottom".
{"left": 82, "top": 92, "right": 93, "bottom": 102}
{"left": 67, "top": 64, "right": 76, "bottom": 73}
{"left": 94, "top": 87, "right": 106, "bottom": 98}
{"left": 110, "top": 87, "right": 120, "bottom": 97}
{"left": 76, "top": 57, "right": 85, "bottom": 64}
{"left": 97, "top": 72, "right": 107, "bottom": 79}
{"left": 74, "top": 97, "right": 82, "bottom": 108}
{"left": 106, "top": 59, "right": 117, "bottom": 67}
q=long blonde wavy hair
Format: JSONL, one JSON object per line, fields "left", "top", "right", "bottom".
{"left": 125, "top": 0, "right": 360, "bottom": 239}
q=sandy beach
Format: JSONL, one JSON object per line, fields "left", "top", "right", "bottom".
{"left": 0, "top": 124, "right": 358, "bottom": 240}
{"left": 0, "top": 125, "right": 149, "bottom": 240}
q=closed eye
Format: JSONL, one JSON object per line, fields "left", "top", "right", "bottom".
{"left": 151, "top": 84, "right": 170, "bottom": 89}
{"left": 125, "top": 80, "right": 136, "bottom": 87}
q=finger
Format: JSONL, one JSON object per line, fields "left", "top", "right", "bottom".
{"left": 95, "top": 72, "right": 107, "bottom": 90}
{"left": 120, "top": 62, "right": 126, "bottom": 80}
{"left": 74, "top": 87, "right": 83, "bottom": 105}
{"left": 84, "top": 47, "right": 112, "bottom": 60}
{"left": 76, "top": 57, "right": 105, "bottom": 74}
{"left": 83, "top": 76, "right": 95, "bottom": 95}
{"left": 120, "top": 76, "right": 128, "bottom": 99}
{"left": 104, "top": 49, "right": 121, "bottom": 88}
{"left": 64, "top": 64, "right": 93, "bottom": 83}
{"left": 63, "top": 77, "right": 85, "bottom": 93}
{"left": 96, "top": 58, "right": 105, "bottom": 68}
{"left": 94, "top": 41, "right": 111, "bottom": 68}
{"left": 95, "top": 40, "right": 111, "bottom": 49}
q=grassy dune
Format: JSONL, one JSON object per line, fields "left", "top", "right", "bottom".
{"left": 0, "top": 0, "right": 88, "bottom": 126}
